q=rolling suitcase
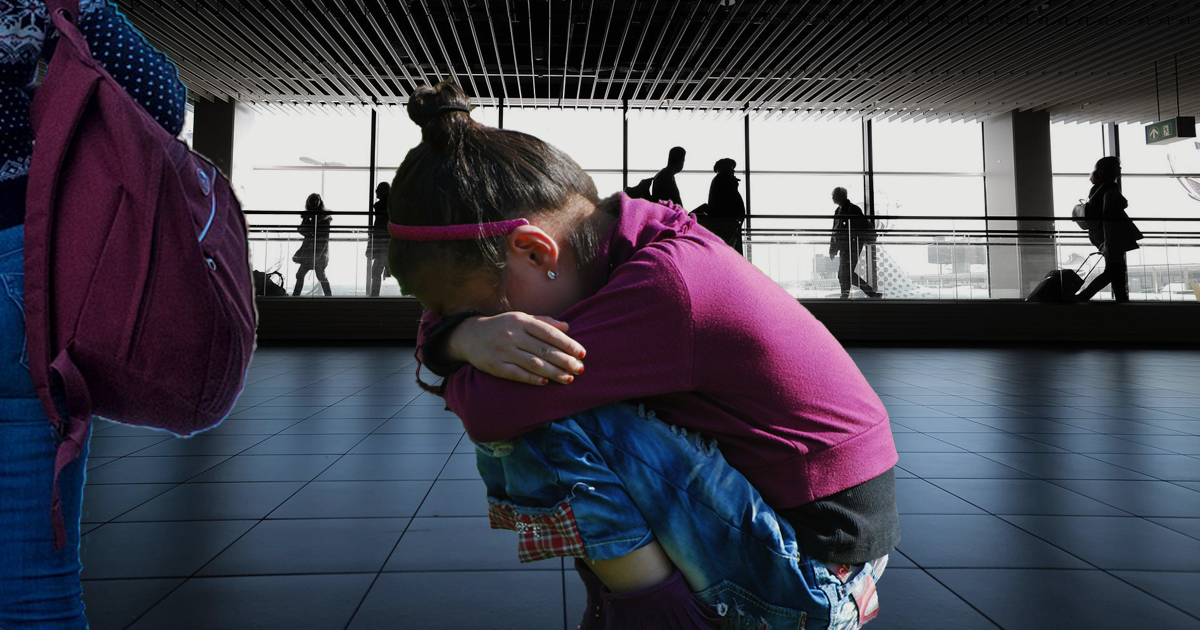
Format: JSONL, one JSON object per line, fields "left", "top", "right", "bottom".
{"left": 1026, "top": 252, "right": 1102, "bottom": 302}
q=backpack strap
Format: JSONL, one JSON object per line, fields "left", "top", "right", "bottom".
{"left": 49, "top": 348, "right": 92, "bottom": 549}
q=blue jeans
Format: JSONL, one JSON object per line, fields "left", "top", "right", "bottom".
{"left": 477, "top": 403, "right": 887, "bottom": 630}
{"left": 0, "top": 224, "right": 91, "bottom": 629}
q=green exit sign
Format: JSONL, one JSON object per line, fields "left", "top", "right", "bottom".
{"left": 1145, "top": 117, "right": 1197, "bottom": 145}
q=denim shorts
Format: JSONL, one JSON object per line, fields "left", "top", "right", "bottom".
{"left": 0, "top": 224, "right": 91, "bottom": 629}
{"left": 476, "top": 403, "right": 887, "bottom": 630}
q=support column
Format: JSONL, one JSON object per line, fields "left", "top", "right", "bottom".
{"left": 983, "top": 109, "right": 1056, "bottom": 299}
{"left": 193, "top": 97, "right": 236, "bottom": 177}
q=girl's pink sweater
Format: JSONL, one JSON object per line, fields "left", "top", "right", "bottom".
{"left": 419, "top": 194, "right": 897, "bottom": 508}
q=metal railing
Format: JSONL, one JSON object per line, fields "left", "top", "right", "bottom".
{"left": 246, "top": 210, "right": 1200, "bottom": 302}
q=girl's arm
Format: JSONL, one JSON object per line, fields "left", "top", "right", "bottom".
{"left": 45, "top": 1, "right": 188, "bottom": 137}
{"left": 438, "top": 246, "right": 697, "bottom": 443}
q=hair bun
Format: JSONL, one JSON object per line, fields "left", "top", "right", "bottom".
{"left": 408, "top": 82, "right": 473, "bottom": 130}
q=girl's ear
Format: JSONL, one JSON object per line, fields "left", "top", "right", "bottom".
{"left": 507, "top": 225, "right": 560, "bottom": 269}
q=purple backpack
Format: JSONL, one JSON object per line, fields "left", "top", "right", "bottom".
{"left": 24, "top": 0, "right": 257, "bottom": 547}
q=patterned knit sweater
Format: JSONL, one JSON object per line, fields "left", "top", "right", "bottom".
{"left": 1, "top": 0, "right": 186, "bottom": 229}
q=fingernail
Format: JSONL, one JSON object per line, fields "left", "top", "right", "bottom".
{"left": 563, "top": 375, "right": 574, "bottom": 384}
{"left": 540, "top": 378, "right": 549, "bottom": 385}
{"left": 577, "top": 364, "right": 585, "bottom": 374}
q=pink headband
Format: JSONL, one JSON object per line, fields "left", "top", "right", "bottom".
{"left": 388, "top": 218, "right": 530, "bottom": 241}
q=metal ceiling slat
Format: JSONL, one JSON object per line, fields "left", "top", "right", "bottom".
{"left": 742, "top": 0, "right": 873, "bottom": 118}
{"left": 614, "top": 0, "right": 662, "bottom": 105}
{"left": 526, "top": 0, "right": 537, "bottom": 102}
{"left": 317, "top": 0, "right": 399, "bottom": 102}
{"left": 119, "top": 10, "right": 241, "bottom": 101}
{"left": 653, "top": 0, "right": 722, "bottom": 108}
{"left": 419, "top": 0, "right": 469, "bottom": 93}
{"left": 358, "top": 1, "right": 419, "bottom": 97}
{"left": 705, "top": 1, "right": 809, "bottom": 111}
{"left": 600, "top": 2, "right": 639, "bottom": 102}
{"left": 394, "top": 0, "right": 446, "bottom": 84}
{"left": 501, "top": 0, "right": 524, "bottom": 100}
{"left": 220, "top": 1, "right": 348, "bottom": 104}
{"left": 586, "top": 0, "right": 618, "bottom": 104}
{"left": 269, "top": 2, "right": 365, "bottom": 99}
{"left": 628, "top": 0, "right": 682, "bottom": 107}
{"left": 691, "top": 0, "right": 783, "bottom": 113}
{"left": 666, "top": 0, "right": 747, "bottom": 107}
{"left": 481, "top": 0, "right": 510, "bottom": 102}
{"left": 680, "top": 0, "right": 771, "bottom": 116}
{"left": 332, "top": 0, "right": 408, "bottom": 100}
{"left": 438, "top": 0, "right": 487, "bottom": 99}
{"left": 459, "top": 0, "right": 495, "bottom": 103}
{"left": 573, "top": 0, "right": 596, "bottom": 107}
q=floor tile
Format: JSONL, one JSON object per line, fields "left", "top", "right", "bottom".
{"left": 978, "top": 452, "right": 1154, "bottom": 480}
{"left": 931, "top": 569, "right": 1200, "bottom": 630}
{"left": 199, "top": 518, "right": 408, "bottom": 576}
{"left": 316, "top": 453, "right": 450, "bottom": 480}
{"left": 895, "top": 479, "right": 985, "bottom": 514}
{"left": 1018, "top": 433, "right": 1170, "bottom": 454}
{"left": 1112, "top": 571, "right": 1200, "bottom": 620}
{"left": 414, "top": 479, "right": 489, "bottom": 517}
{"left": 86, "top": 457, "right": 117, "bottom": 471}
{"left": 268, "top": 480, "right": 433, "bottom": 519}
{"left": 438, "top": 453, "right": 482, "bottom": 480}
{"left": 257, "top": 395, "right": 352, "bottom": 407}
{"left": 929, "top": 479, "right": 1125, "bottom": 516}
{"left": 892, "top": 434, "right": 966, "bottom": 453}
{"left": 1113, "top": 434, "right": 1200, "bottom": 455}
{"left": 931, "top": 433, "right": 1067, "bottom": 453}
{"left": 197, "top": 419, "right": 303, "bottom": 435}
{"left": 85, "top": 456, "right": 230, "bottom": 484}
{"left": 373, "top": 416, "right": 466, "bottom": 434}
{"left": 82, "top": 578, "right": 184, "bottom": 630}
{"left": 1084, "top": 453, "right": 1200, "bottom": 481}
{"left": 87, "top": 436, "right": 174, "bottom": 458}
{"left": 390, "top": 406, "right": 461, "bottom": 419}
{"left": 865, "top": 569, "right": 1000, "bottom": 630}
{"left": 1002, "top": 515, "right": 1200, "bottom": 571}
{"left": 895, "top": 514, "right": 1088, "bottom": 569}
{"left": 891, "top": 417, "right": 1004, "bottom": 433}
{"left": 348, "top": 433, "right": 464, "bottom": 454}
{"left": 115, "top": 481, "right": 304, "bottom": 522}
{"left": 82, "top": 484, "right": 176, "bottom": 523}
{"left": 896, "top": 453, "right": 1031, "bottom": 479}
{"left": 129, "top": 574, "right": 375, "bottom": 630}
{"left": 228, "top": 406, "right": 326, "bottom": 420}
{"left": 80, "top": 520, "right": 256, "bottom": 579}
{"left": 1049, "top": 480, "right": 1200, "bottom": 517}
{"left": 348, "top": 571, "right": 564, "bottom": 630}
{"left": 385, "top": 517, "right": 561, "bottom": 572}
{"left": 130, "top": 435, "right": 268, "bottom": 457}
{"left": 188, "top": 454, "right": 340, "bottom": 482}
{"left": 243, "top": 433, "right": 367, "bottom": 455}
{"left": 279, "top": 417, "right": 388, "bottom": 434}
{"left": 1147, "top": 517, "right": 1200, "bottom": 540}
{"left": 965, "top": 417, "right": 1091, "bottom": 433}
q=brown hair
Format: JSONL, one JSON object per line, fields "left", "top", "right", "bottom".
{"left": 387, "top": 82, "right": 607, "bottom": 299}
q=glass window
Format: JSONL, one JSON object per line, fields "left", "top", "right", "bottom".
{"left": 375, "top": 105, "right": 500, "bottom": 170}
{"left": 504, "top": 108, "right": 622, "bottom": 171}
{"left": 1121, "top": 129, "right": 1200, "bottom": 175}
{"left": 627, "top": 109, "right": 744, "bottom": 210}
{"left": 1051, "top": 123, "right": 1106, "bottom": 174}
{"left": 872, "top": 121, "right": 983, "bottom": 173}
{"left": 750, "top": 118, "right": 862, "bottom": 172}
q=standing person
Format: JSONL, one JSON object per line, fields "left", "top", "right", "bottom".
{"left": 651, "top": 146, "right": 686, "bottom": 207}
{"left": 366, "top": 182, "right": 391, "bottom": 296}
{"left": 292, "top": 193, "right": 334, "bottom": 297}
{"left": 703, "top": 158, "right": 746, "bottom": 255}
{"left": 1, "top": 1, "right": 186, "bottom": 626}
{"left": 392, "top": 82, "right": 897, "bottom": 630}
{"left": 1076, "top": 156, "right": 1143, "bottom": 302}
{"left": 829, "top": 188, "right": 882, "bottom": 299}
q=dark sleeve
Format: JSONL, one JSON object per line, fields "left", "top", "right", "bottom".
{"left": 50, "top": 2, "right": 188, "bottom": 136}
{"left": 417, "top": 310, "right": 480, "bottom": 377}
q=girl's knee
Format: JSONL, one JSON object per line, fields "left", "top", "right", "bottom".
{"left": 587, "top": 541, "right": 676, "bottom": 593}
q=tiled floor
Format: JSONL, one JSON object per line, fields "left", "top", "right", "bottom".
{"left": 77, "top": 347, "right": 1200, "bottom": 629}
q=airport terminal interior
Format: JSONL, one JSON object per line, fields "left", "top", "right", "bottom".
{"left": 12, "top": 0, "right": 1200, "bottom": 628}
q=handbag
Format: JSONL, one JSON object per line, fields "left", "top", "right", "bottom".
{"left": 1072, "top": 186, "right": 1107, "bottom": 231}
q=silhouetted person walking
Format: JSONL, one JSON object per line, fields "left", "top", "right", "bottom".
{"left": 829, "top": 187, "right": 882, "bottom": 299}
{"left": 1077, "top": 156, "right": 1143, "bottom": 302}
{"left": 366, "top": 182, "right": 390, "bottom": 296}
{"left": 652, "top": 146, "right": 686, "bottom": 206}
{"left": 293, "top": 193, "right": 333, "bottom": 296}
{"left": 704, "top": 158, "right": 746, "bottom": 254}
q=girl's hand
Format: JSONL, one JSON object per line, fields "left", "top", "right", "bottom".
{"left": 447, "top": 312, "right": 586, "bottom": 386}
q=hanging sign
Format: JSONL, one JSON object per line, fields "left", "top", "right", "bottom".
{"left": 1145, "top": 117, "right": 1197, "bottom": 145}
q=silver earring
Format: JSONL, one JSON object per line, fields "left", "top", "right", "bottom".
{"left": 547, "top": 270, "right": 557, "bottom": 280}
